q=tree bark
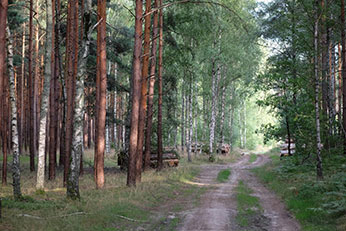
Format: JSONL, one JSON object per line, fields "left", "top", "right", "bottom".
{"left": 28, "top": 0, "right": 35, "bottom": 171}
{"left": 7, "top": 26, "right": 22, "bottom": 199}
{"left": 0, "top": 0, "right": 8, "bottom": 185}
{"left": 95, "top": 0, "right": 107, "bottom": 189}
{"left": 209, "top": 59, "right": 217, "bottom": 154}
{"left": 48, "top": 0, "right": 57, "bottom": 180}
{"left": 314, "top": 2, "right": 323, "bottom": 179}
{"left": 127, "top": 0, "right": 143, "bottom": 186}
{"left": 157, "top": 0, "right": 163, "bottom": 170}
{"left": 341, "top": 0, "right": 346, "bottom": 154}
{"left": 136, "top": 0, "right": 152, "bottom": 180}
{"left": 187, "top": 78, "right": 192, "bottom": 162}
{"left": 64, "top": 0, "right": 79, "bottom": 186}
{"left": 181, "top": 84, "right": 185, "bottom": 151}
{"left": 67, "top": 0, "right": 92, "bottom": 199}
{"left": 36, "top": 0, "right": 53, "bottom": 190}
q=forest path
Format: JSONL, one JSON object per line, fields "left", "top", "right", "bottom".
{"left": 177, "top": 154, "right": 301, "bottom": 231}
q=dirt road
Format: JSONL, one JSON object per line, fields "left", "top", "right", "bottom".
{"left": 178, "top": 155, "right": 300, "bottom": 231}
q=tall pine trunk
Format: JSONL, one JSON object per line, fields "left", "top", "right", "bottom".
{"left": 341, "top": 0, "right": 346, "bottom": 153}
{"left": 28, "top": 0, "right": 35, "bottom": 171}
{"left": 157, "top": 0, "right": 163, "bottom": 170}
{"left": 0, "top": 0, "right": 8, "bottom": 185}
{"left": 136, "top": 0, "right": 152, "bottom": 180}
{"left": 144, "top": 0, "right": 159, "bottom": 170}
{"left": 127, "top": 0, "right": 143, "bottom": 186}
{"left": 94, "top": 0, "right": 107, "bottom": 189}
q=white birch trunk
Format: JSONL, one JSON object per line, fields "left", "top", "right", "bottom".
{"left": 220, "top": 86, "right": 226, "bottom": 144}
{"left": 36, "top": 0, "right": 53, "bottom": 190}
{"left": 113, "top": 63, "right": 117, "bottom": 146}
{"left": 187, "top": 81, "right": 192, "bottom": 162}
{"left": 181, "top": 85, "right": 185, "bottom": 150}
{"left": 209, "top": 61, "right": 217, "bottom": 154}
{"left": 7, "top": 26, "right": 22, "bottom": 199}
{"left": 244, "top": 101, "right": 247, "bottom": 148}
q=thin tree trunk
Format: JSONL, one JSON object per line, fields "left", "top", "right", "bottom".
{"left": 7, "top": 26, "right": 22, "bottom": 199}
{"left": 157, "top": 0, "right": 163, "bottom": 170}
{"left": 220, "top": 85, "right": 226, "bottom": 144}
{"left": 95, "top": 0, "right": 107, "bottom": 189}
{"left": 33, "top": 0, "right": 40, "bottom": 158}
{"left": 0, "top": 0, "right": 8, "bottom": 185}
{"left": 20, "top": 23, "right": 26, "bottom": 155}
{"left": 36, "top": 0, "right": 53, "bottom": 190}
{"left": 127, "top": 0, "right": 143, "bottom": 186}
{"left": 341, "top": 0, "right": 346, "bottom": 154}
{"left": 209, "top": 60, "right": 217, "bottom": 154}
{"left": 67, "top": 0, "right": 91, "bottom": 199}
{"left": 338, "top": 43, "right": 342, "bottom": 122}
{"left": 143, "top": 0, "right": 159, "bottom": 168}
{"left": 136, "top": 0, "right": 152, "bottom": 180}
{"left": 64, "top": 0, "right": 79, "bottom": 186}
{"left": 187, "top": 78, "right": 192, "bottom": 162}
{"left": 48, "top": 0, "right": 57, "bottom": 180}
{"left": 181, "top": 84, "right": 185, "bottom": 151}
{"left": 314, "top": 4, "right": 323, "bottom": 179}
{"left": 28, "top": 0, "right": 35, "bottom": 171}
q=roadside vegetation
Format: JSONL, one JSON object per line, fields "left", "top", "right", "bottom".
{"left": 252, "top": 148, "right": 346, "bottom": 231}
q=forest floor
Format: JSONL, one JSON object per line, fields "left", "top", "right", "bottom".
{"left": 176, "top": 154, "right": 301, "bottom": 231}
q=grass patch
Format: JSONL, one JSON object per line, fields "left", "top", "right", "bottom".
{"left": 249, "top": 154, "right": 257, "bottom": 163}
{"left": 217, "top": 169, "right": 231, "bottom": 183}
{"left": 235, "top": 180, "right": 261, "bottom": 227}
{"left": 0, "top": 149, "right": 212, "bottom": 231}
{"left": 252, "top": 150, "right": 346, "bottom": 231}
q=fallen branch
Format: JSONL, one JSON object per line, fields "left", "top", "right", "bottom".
{"left": 17, "top": 212, "right": 88, "bottom": 219}
{"left": 115, "top": 214, "right": 146, "bottom": 222}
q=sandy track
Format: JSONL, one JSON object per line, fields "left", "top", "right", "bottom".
{"left": 178, "top": 155, "right": 300, "bottom": 231}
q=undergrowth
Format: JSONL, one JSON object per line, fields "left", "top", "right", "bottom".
{"left": 253, "top": 150, "right": 346, "bottom": 231}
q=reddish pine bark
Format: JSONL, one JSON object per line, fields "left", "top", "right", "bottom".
{"left": 64, "top": 0, "right": 79, "bottom": 185}
{"left": 136, "top": 0, "right": 152, "bottom": 182}
{"left": 0, "top": 0, "right": 8, "bottom": 185}
{"left": 127, "top": 0, "right": 143, "bottom": 186}
{"left": 144, "top": 0, "right": 159, "bottom": 170}
{"left": 157, "top": 0, "right": 163, "bottom": 170}
{"left": 48, "top": 0, "right": 57, "bottom": 180}
{"left": 341, "top": 0, "right": 346, "bottom": 154}
{"left": 95, "top": 0, "right": 107, "bottom": 189}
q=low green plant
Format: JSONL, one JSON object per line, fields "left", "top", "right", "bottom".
{"left": 249, "top": 154, "right": 257, "bottom": 163}
{"left": 235, "top": 180, "right": 261, "bottom": 227}
{"left": 217, "top": 169, "right": 231, "bottom": 183}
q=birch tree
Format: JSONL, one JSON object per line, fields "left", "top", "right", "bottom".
{"left": 7, "top": 26, "right": 22, "bottom": 199}
{"left": 36, "top": 0, "right": 53, "bottom": 190}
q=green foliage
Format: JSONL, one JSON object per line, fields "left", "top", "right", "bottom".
{"left": 252, "top": 151, "right": 346, "bottom": 230}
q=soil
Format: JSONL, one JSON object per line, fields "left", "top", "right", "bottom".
{"left": 177, "top": 154, "right": 301, "bottom": 231}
